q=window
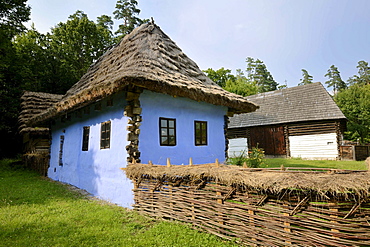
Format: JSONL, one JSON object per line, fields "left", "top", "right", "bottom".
{"left": 59, "top": 135, "right": 64, "bottom": 166}
{"left": 159, "top": 118, "right": 176, "bottom": 146}
{"left": 195, "top": 121, "right": 207, "bottom": 146}
{"left": 82, "top": 126, "right": 90, "bottom": 151}
{"left": 107, "top": 98, "right": 113, "bottom": 107}
{"left": 100, "top": 121, "right": 111, "bottom": 149}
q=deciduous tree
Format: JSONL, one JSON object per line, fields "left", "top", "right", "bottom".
{"left": 224, "top": 69, "right": 258, "bottom": 96}
{"left": 0, "top": 0, "right": 30, "bottom": 157}
{"left": 203, "top": 67, "right": 235, "bottom": 88}
{"left": 335, "top": 84, "right": 370, "bottom": 143}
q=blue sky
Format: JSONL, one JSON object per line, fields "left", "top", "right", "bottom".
{"left": 26, "top": 0, "right": 370, "bottom": 88}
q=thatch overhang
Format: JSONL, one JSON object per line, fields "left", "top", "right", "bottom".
{"left": 126, "top": 163, "right": 370, "bottom": 198}
{"left": 19, "top": 91, "right": 63, "bottom": 134}
{"left": 29, "top": 22, "right": 258, "bottom": 126}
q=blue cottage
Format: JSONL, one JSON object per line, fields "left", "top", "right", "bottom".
{"left": 27, "top": 22, "right": 257, "bottom": 207}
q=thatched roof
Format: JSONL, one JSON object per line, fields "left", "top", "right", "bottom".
{"left": 29, "top": 22, "right": 257, "bottom": 126}
{"left": 229, "top": 82, "right": 346, "bottom": 128}
{"left": 126, "top": 163, "right": 370, "bottom": 198}
{"left": 19, "top": 91, "right": 63, "bottom": 134}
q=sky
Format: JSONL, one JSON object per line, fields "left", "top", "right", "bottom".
{"left": 25, "top": 0, "right": 370, "bottom": 88}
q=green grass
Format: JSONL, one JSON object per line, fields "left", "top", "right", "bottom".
{"left": 262, "top": 158, "right": 367, "bottom": 170}
{"left": 0, "top": 159, "right": 238, "bottom": 247}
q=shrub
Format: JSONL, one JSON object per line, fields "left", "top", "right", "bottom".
{"left": 227, "top": 150, "right": 248, "bottom": 166}
{"left": 247, "top": 145, "right": 265, "bottom": 168}
{"left": 227, "top": 145, "right": 265, "bottom": 168}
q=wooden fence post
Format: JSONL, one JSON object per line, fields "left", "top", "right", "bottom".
{"left": 283, "top": 203, "right": 292, "bottom": 245}
{"left": 329, "top": 202, "right": 340, "bottom": 239}
{"left": 248, "top": 209, "right": 257, "bottom": 243}
{"left": 216, "top": 184, "right": 224, "bottom": 226}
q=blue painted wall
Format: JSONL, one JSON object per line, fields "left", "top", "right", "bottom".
{"left": 48, "top": 91, "right": 134, "bottom": 208}
{"left": 139, "top": 90, "right": 228, "bottom": 165}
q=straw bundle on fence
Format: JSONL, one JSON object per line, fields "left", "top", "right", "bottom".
{"left": 125, "top": 163, "right": 370, "bottom": 198}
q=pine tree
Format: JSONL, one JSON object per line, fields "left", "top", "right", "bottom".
{"left": 298, "top": 69, "right": 313, "bottom": 85}
{"left": 246, "top": 57, "right": 278, "bottom": 93}
{"left": 113, "top": 0, "right": 148, "bottom": 41}
{"left": 324, "top": 65, "right": 346, "bottom": 93}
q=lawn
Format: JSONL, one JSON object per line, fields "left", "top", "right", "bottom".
{"left": 0, "top": 159, "right": 238, "bottom": 247}
{"left": 263, "top": 158, "right": 367, "bottom": 170}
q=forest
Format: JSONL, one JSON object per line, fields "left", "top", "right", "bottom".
{"left": 1, "top": 0, "right": 369, "bottom": 158}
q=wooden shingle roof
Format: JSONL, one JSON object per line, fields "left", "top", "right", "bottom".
{"left": 229, "top": 82, "right": 346, "bottom": 128}
{"left": 29, "top": 22, "right": 257, "bottom": 126}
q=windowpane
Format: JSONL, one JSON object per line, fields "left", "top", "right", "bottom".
{"left": 161, "top": 119, "right": 167, "bottom": 127}
{"left": 100, "top": 121, "right": 111, "bottom": 149}
{"left": 169, "top": 129, "right": 175, "bottom": 136}
{"left": 161, "top": 128, "right": 167, "bottom": 136}
{"left": 59, "top": 135, "right": 64, "bottom": 166}
{"left": 169, "top": 136, "right": 176, "bottom": 145}
{"left": 194, "top": 121, "right": 207, "bottom": 146}
{"left": 159, "top": 118, "right": 176, "bottom": 146}
{"left": 169, "top": 120, "right": 175, "bottom": 128}
{"left": 161, "top": 137, "right": 168, "bottom": 144}
{"left": 82, "top": 126, "right": 90, "bottom": 151}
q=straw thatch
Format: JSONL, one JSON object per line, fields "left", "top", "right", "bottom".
{"left": 28, "top": 22, "right": 258, "bottom": 126}
{"left": 19, "top": 91, "right": 63, "bottom": 133}
{"left": 126, "top": 163, "right": 370, "bottom": 198}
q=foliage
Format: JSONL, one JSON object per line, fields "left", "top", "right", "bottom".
{"left": 12, "top": 11, "right": 116, "bottom": 95}
{"left": 114, "top": 0, "right": 149, "bottom": 42}
{"left": 1, "top": 0, "right": 149, "bottom": 158}
{"left": 227, "top": 145, "right": 265, "bottom": 168}
{"left": 246, "top": 145, "right": 265, "bottom": 168}
{"left": 0, "top": 0, "right": 30, "bottom": 158}
{"left": 334, "top": 84, "right": 370, "bottom": 143}
{"left": 0, "top": 0, "right": 31, "bottom": 38}
{"left": 227, "top": 150, "right": 249, "bottom": 166}
{"left": 204, "top": 57, "right": 278, "bottom": 96}
{"left": 348, "top": 60, "right": 370, "bottom": 86}
{"left": 246, "top": 57, "right": 278, "bottom": 93}
{"left": 50, "top": 11, "right": 115, "bottom": 90}
{"left": 0, "top": 159, "right": 238, "bottom": 247}
{"left": 203, "top": 67, "right": 236, "bottom": 88}
{"left": 298, "top": 69, "right": 313, "bottom": 85}
{"left": 325, "top": 65, "right": 347, "bottom": 93}
{"left": 263, "top": 158, "right": 366, "bottom": 170}
{"left": 223, "top": 69, "right": 258, "bottom": 96}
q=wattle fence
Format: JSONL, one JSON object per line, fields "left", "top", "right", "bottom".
{"left": 126, "top": 164, "right": 370, "bottom": 246}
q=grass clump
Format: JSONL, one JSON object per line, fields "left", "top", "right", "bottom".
{"left": 0, "top": 159, "right": 238, "bottom": 247}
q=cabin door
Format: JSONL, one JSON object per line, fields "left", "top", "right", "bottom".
{"left": 249, "top": 126, "right": 286, "bottom": 155}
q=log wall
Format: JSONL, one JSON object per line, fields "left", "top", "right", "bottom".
{"left": 133, "top": 176, "right": 370, "bottom": 246}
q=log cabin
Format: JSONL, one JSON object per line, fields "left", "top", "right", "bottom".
{"left": 228, "top": 82, "right": 346, "bottom": 160}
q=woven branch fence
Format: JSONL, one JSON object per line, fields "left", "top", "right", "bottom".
{"left": 126, "top": 163, "right": 370, "bottom": 246}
